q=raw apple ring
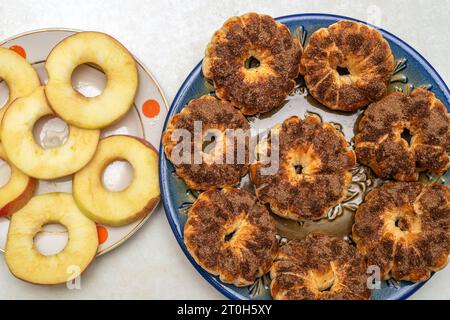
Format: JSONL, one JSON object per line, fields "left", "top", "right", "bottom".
{"left": 5, "top": 193, "right": 98, "bottom": 285}
{"left": 0, "top": 87, "right": 100, "bottom": 179}
{"left": 0, "top": 47, "right": 40, "bottom": 137}
{"left": 73, "top": 135, "right": 160, "bottom": 227}
{"left": 45, "top": 31, "right": 138, "bottom": 129}
{"left": 0, "top": 143, "right": 36, "bottom": 217}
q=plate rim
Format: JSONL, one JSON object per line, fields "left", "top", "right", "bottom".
{"left": 161, "top": 12, "right": 448, "bottom": 300}
{"left": 0, "top": 27, "right": 169, "bottom": 257}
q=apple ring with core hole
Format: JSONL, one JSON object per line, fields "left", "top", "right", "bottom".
{"left": 73, "top": 135, "right": 160, "bottom": 227}
{"left": 184, "top": 187, "right": 278, "bottom": 286}
{"left": 203, "top": 13, "right": 302, "bottom": 115}
{"left": 355, "top": 89, "right": 450, "bottom": 181}
{"left": 162, "top": 95, "right": 250, "bottom": 190}
{"left": 0, "top": 143, "right": 36, "bottom": 217}
{"left": 5, "top": 193, "right": 98, "bottom": 285}
{"left": 45, "top": 31, "right": 138, "bottom": 129}
{"left": 300, "top": 20, "right": 394, "bottom": 111}
{"left": 0, "top": 87, "right": 100, "bottom": 180}
{"left": 352, "top": 182, "right": 450, "bottom": 282}
{"left": 250, "top": 115, "right": 355, "bottom": 221}
{"left": 0, "top": 47, "right": 40, "bottom": 139}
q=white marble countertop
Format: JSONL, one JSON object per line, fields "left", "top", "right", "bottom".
{"left": 0, "top": 0, "right": 449, "bottom": 300}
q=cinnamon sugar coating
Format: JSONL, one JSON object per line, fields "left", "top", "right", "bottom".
{"left": 270, "top": 233, "right": 371, "bottom": 300}
{"left": 300, "top": 20, "right": 394, "bottom": 111}
{"left": 184, "top": 187, "right": 278, "bottom": 286}
{"left": 162, "top": 95, "right": 249, "bottom": 190}
{"left": 250, "top": 115, "right": 355, "bottom": 221}
{"left": 353, "top": 182, "right": 450, "bottom": 282}
{"left": 203, "top": 12, "right": 302, "bottom": 115}
{"left": 355, "top": 89, "right": 450, "bottom": 181}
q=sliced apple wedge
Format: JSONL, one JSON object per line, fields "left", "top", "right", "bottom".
{"left": 0, "top": 143, "right": 36, "bottom": 217}
{"left": 73, "top": 135, "right": 160, "bottom": 227}
{"left": 0, "top": 47, "right": 40, "bottom": 139}
{"left": 5, "top": 193, "right": 98, "bottom": 285}
{"left": 0, "top": 87, "right": 100, "bottom": 179}
{"left": 45, "top": 31, "right": 138, "bottom": 129}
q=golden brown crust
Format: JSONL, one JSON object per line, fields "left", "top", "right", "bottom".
{"left": 355, "top": 89, "right": 450, "bottom": 181}
{"left": 162, "top": 95, "right": 249, "bottom": 190}
{"left": 203, "top": 12, "right": 302, "bottom": 115}
{"left": 250, "top": 115, "right": 355, "bottom": 221}
{"left": 270, "top": 233, "right": 371, "bottom": 300}
{"left": 184, "top": 187, "right": 278, "bottom": 286}
{"left": 300, "top": 20, "right": 394, "bottom": 111}
{"left": 352, "top": 182, "right": 450, "bottom": 282}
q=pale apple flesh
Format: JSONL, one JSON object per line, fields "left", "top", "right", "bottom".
{"left": 45, "top": 31, "right": 138, "bottom": 129}
{"left": 0, "top": 143, "right": 36, "bottom": 217}
{"left": 0, "top": 47, "right": 40, "bottom": 140}
{"left": 0, "top": 87, "right": 100, "bottom": 180}
{"left": 5, "top": 193, "right": 98, "bottom": 285}
{"left": 73, "top": 135, "right": 160, "bottom": 227}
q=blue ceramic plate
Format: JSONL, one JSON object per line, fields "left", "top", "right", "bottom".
{"left": 159, "top": 13, "right": 450, "bottom": 300}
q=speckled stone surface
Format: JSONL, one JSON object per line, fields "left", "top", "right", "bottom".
{"left": 0, "top": 0, "right": 448, "bottom": 300}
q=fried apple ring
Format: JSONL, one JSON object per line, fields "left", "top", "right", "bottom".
{"left": 353, "top": 182, "right": 450, "bottom": 282}
{"left": 300, "top": 20, "right": 394, "bottom": 111}
{"left": 203, "top": 12, "right": 302, "bottom": 115}
{"left": 250, "top": 115, "right": 355, "bottom": 221}
{"left": 184, "top": 187, "right": 278, "bottom": 286}
{"left": 355, "top": 89, "right": 450, "bottom": 181}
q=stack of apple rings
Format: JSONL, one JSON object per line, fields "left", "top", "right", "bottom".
{"left": 0, "top": 32, "right": 160, "bottom": 285}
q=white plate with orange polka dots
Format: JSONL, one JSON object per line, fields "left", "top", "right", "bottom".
{"left": 0, "top": 29, "right": 168, "bottom": 256}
